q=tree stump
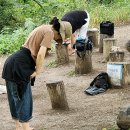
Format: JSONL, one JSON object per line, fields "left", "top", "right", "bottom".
{"left": 46, "top": 81, "right": 69, "bottom": 110}
{"left": 125, "top": 40, "right": 130, "bottom": 53}
{"left": 87, "top": 28, "right": 99, "bottom": 47}
{"left": 99, "top": 34, "right": 114, "bottom": 53}
{"left": 107, "top": 62, "right": 130, "bottom": 87}
{"left": 55, "top": 43, "right": 69, "bottom": 65}
{"left": 109, "top": 51, "right": 124, "bottom": 62}
{"left": 117, "top": 105, "right": 130, "bottom": 129}
{"left": 75, "top": 51, "right": 92, "bottom": 74}
{"left": 103, "top": 38, "right": 117, "bottom": 62}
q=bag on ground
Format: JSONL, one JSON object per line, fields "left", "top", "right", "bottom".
{"left": 84, "top": 72, "right": 111, "bottom": 95}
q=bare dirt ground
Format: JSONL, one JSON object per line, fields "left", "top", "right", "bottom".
{"left": 0, "top": 24, "right": 130, "bottom": 130}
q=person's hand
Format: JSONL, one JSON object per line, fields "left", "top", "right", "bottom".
{"left": 68, "top": 44, "right": 75, "bottom": 56}
{"left": 31, "top": 71, "right": 37, "bottom": 79}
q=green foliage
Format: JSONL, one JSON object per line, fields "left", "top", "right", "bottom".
{"left": 24, "top": 18, "right": 36, "bottom": 33}
{"left": 87, "top": 0, "right": 130, "bottom": 27}
{"left": 67, "top": 70, "right": 75, "bottom": 77}
{"left": 0, "top": 0, "right": 130, "bottom": 54}
{"left": 0, "top": 0, "right": 14, "bottom": 32}
{"left": 0, "top": 18, "right": 36, "bottom": 54}
{"left": 0, "top": 28, "right": 26, "bottom": 54}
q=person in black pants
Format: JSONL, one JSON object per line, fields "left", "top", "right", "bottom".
{"left": 2, "top": 19, "right": 72, "bottom": 130}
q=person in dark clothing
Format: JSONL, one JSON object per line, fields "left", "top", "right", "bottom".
{"left": 61, "top": 10, "right": 89, "bottom": 36}
{"left": 50, "top": 10, "right": 90, "bottom": 55}
{"left": 62, "top": 10, "right": 90, "bottom": 55}
{"left": 2, "top": 20, "right": 72, "bottom": 130}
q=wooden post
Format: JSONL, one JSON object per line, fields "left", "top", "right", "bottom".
{"left": 103, "top": 38, "right": 117, "bottom": 62}
{"left": 87, "top": 28, "right": 99, "bottom": 47}
{"left": 99, "top": 34, "right": 114, "bottom": 53}
{"left": 46, "top": 81, "right": 69, "bottom": 110}
{"left": 55, "top": 43, "right": 69, "bottom": 65}
{"left": 109, "top": 51, "right": 124, "bottom": 62}
{"left": 75, "top": 51, "right": 92, "bottom": 74}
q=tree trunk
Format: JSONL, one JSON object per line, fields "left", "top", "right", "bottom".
{"left": 46, "top": 81, "right": 69, "bottom": 110}
{"left": 75, "top": 51, "right": 92, "bottom": 74}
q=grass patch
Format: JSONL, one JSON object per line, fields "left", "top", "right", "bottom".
{"left": 67, "top": 70, "right": 75, "bottom": 77}
{"left": 101, "top": 123, "right": 119, "bottom": 130}
{"left": 84, "top": 1, "right": 130, "bottom": 27}
{"left": 46, "top": 60, "right": 58, "bottom": 68}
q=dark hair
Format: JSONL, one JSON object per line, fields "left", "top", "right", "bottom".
{"left": 49, "top": 17, "right": 60, "bottom": 32}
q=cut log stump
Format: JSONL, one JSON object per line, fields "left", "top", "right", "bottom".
{"left": 117, "top": 104, "right": 130, "bottom": 129}
{"left": 75, "top": 51, "right": 92, "bottom": 74}
{"left": 109, "top": 51, "right": 124, "bottom": 62}
{"left": 107, "top": 62, "right": 130, "bottom": 87}
{"left": 87, "top": 28, "right": 99, "bottom": 47}
{"left": 99, "top": 34, "right": 114, "bottom": 53}
{"left": 125, "top": 40, "right": 130, "bottom": 53}
{"left": 103, "top": 38, "right": 117, "bottom": 62}
{"left": 55, "top": 43, "right": 69, "bottom": 65}
{"left": 46, "top": 81, "right": 69, "bottom": 110}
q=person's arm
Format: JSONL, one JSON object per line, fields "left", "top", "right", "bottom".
{"left": 31, "top": 46, "right": 47, "bottom": 78}
{"left": 70, "top": 34, "right": 76, "bottom": 47}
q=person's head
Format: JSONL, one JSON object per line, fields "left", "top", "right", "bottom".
{"left": 50, "top": 17, "right": 72, "bottom": 43}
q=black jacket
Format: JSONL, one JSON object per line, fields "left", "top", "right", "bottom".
{"left": 2, "top": 47, "right": 36, "bottom": 85}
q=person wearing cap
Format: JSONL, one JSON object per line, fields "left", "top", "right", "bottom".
{"left": 2, "top": 20, "right": 69, "bottom": 130}
{"left": 61, "top": 10, "right": 90, "bottom": 55}
{"left": 49, "top": 17, "right": 73, "bottom": 55}
{"left": 49, "top": 17, "right": 72, "bottom": 44}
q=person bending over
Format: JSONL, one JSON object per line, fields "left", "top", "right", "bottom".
{"left": 50, "top": 10, "right": 90, "bottom": 55}
{"left": 2, "top": 19, "right": 72, "bottom": 130}
{"left": 62, "top": 10, "right": 90, "bottom": 54}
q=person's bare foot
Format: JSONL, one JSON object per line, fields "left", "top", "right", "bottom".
{"left": 15, "top": 120, "right": 22, "bottom": 130}
{"left": 15, "top": 120, "right": 34, "bottom": 130}
{"left": 21, "top": 122, "right": 35, "bottom": 130}
{"left": 16, "top": 126, "right": 23, "bottom": 130}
